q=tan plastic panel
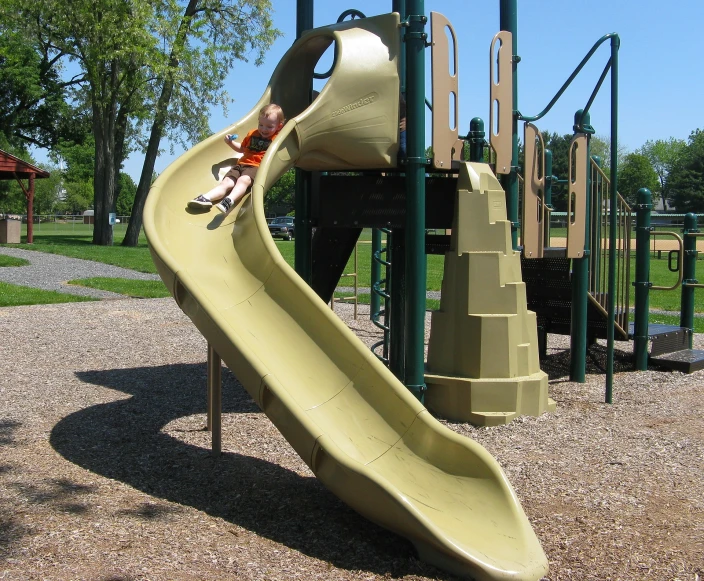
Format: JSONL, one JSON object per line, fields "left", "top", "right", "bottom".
{"left": 522, "top": 123, "right": 545, "bottom": 258}
{"left": 489, "top": 31, "right": 513, "bottom": 174}
{"left": 144, "top": 14, "right": 547, "bottom": 581}
{"left": 567, "top": 133, "right": 588, "bottom": 258}
{"left": 430, "top": 12, "right": 464, "bottom": 169}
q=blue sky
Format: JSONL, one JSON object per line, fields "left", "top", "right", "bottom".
{"left": 117, "top": 0, "right": 703, "bottom": 180}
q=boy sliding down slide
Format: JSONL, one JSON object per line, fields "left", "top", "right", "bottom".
{"left": 188, "top": 104, "right": 285, "bottom": 214}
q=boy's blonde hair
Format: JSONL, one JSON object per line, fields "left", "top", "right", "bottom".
{"left": 260, "top": 103, "right": 285, "bottom": 124}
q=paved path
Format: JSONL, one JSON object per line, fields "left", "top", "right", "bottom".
{"left": 0, "top": 247, "right": 160, "bottom": 299}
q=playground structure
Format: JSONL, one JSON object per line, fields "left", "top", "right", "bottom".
{"left": 143, "top": 2, "right": 701, "bottom": 580}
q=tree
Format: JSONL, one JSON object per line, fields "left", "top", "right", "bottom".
{"left": 32, "top": 166, "right": 63, "bottom": 215}
{"left": 540, "top": 132, "right": 571, "bottom": 211}
{"left": 0, "top": 27, "right": 79, "bottom": 150}
{"left": 637, "top": 138, "right": 687, "bottom": 209}
{"left": 589, "top": 134, "right": 628, "bottom": 172}
{"left": 616, "top": 153, "right": 659, "bottom": 206}
{"left": 265, "top": 169, "right": 295, "bottom": 215}
{"left": 539, "top": 131, "right": 623, "bottom": 211}
{"left": 0, "top": 132, "right": 31, "bottom": 213}
{"left": 5, "top": 0, "right": 280, "bottom": 246}
{"left": 123, "top": 0, "right": 281, "bottom": 247}
{"left": 668, "top": 129, "right": 704, "bottom": 213}
{"left": 116, "top": 173, "right": 137, "bottom": 217}
{"left": 2, "top": 0, "right": 159, "bottom": 245}
{"left": 59, "top": 181, "right": 93, "bottom": 215}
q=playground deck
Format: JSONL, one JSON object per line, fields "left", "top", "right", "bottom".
{"left": 1, "top": 297, "right": 702, "bottom": 581}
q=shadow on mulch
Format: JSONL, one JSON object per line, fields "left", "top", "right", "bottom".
{"left": 50, "top": 363, "right": 455, "bottom": 580}
{"left": 539, "top": 340, "right": 635, "bottom": 381}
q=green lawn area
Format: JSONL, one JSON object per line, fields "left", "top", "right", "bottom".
{"left": 1, "top": 225, "right": 702, "bottom": 331}
{"left": 11, "top": 230, "right": 158, "bottom": 273}
{"left": 0, "top": 281, "right": 97, "bottom": 307}
{"left": 0, "top": 255, "right": 29, "bottom": 267}
{"left": 67, "top": 277, "right": 171, "bottom": 299}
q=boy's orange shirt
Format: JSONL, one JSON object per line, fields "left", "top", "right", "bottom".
{"left": 238, "top": 128, "right": 280, "bottom": 167}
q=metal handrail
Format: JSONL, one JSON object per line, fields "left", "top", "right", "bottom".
{"left": 519, "top": 33, "right": 619, "bottom": 133}
{"left": 588, "top": 157, "right": 631, "bottom": 338}
{"left": 330, "top": 241, "right": 359, "bottom": 319}
{"left": 649, "top": 232, "right": 684, "bottom": 291}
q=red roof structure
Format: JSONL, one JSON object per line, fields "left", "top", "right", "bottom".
{"left": 0, "top": 149, "right": 51, "bottom": 243}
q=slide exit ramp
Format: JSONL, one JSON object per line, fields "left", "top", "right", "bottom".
{"left": 144, "top": 14, "right": 548, "bottom": 581}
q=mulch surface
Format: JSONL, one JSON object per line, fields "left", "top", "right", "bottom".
{"left": 1, "top": 299, "right": 702, "bottom": 580}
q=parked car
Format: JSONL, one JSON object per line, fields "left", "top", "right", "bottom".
{"left": 268, "top": 216, "right": 295, "bottom": 241}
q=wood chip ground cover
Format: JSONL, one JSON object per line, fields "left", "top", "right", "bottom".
{"left": 0, "top": 299, "right": 702, "bottom": 580}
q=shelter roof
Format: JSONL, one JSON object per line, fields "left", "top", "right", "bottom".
{"left": 0, "top": 149, "right": 50, "bottom": 180}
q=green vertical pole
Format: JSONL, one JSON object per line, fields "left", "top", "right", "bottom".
{"left": 680, "top": 213, "right": 698, "bottom": 348}
{"left": 569, "top": 110, "right": 590, "bottom": 383}
{"left": 389, "top": 0, "right": 407, "bottom": 381}
{"left": 370, "top": 228, "right": 382, "bottom": 321}
{"left": 633, "top": 188, "right": 652, "bottom": 370}
{"left": 499, "top": 0, "right": 519, "bottom": 249}
{"left": 468, "top": 118, "right": 485, "bottom": 163}
{"left": 403, "top": 0, "right": 426, "bottom": 401}
{"left": 294, "top": 1, "right": 313, "bottom": 282}
{"left": 604, "top": 35, "right": 619, "bottom": 404}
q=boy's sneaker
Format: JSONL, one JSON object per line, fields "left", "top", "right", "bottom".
{"left": 188, "top": 195, "right": 212, "bottom": 209}
{"left": 216, "top": 197, "right": 233, "bottom": 214}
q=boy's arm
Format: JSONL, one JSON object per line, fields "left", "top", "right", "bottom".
{"left": 224, "top": 134, "right": 243, "bottom": 152}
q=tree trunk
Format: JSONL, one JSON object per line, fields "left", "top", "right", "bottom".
{"left": 91, "top": 72, "right": 118, "bottom": 246}
{"left": 123, "top": 0, "right": 199, "bottom": 247}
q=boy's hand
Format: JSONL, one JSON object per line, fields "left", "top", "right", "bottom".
{"left": 225, "top": 134, "right": 238, "bottom": 142}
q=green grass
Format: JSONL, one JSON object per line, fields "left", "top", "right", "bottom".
{"left": 2, "top": 226, "right": 701, "bottom": 319}
{"left": 333, "top": 291, "right": 441, "bottom": 311}
{"left": 648, "top": 312, "right": 704, "bottom": 334}
{"left": 0, "top": 255, "right": 28, "bottom": 267}
{"left": 9, "top": 230, "right": 157, "bottom": 273}
{"left": 68, "top": 277, "right": 170, "bottom": 298}
{"left": 0, "top": 281, "right": 97, "bottom": 307}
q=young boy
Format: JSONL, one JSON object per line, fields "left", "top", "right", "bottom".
{"left": 188, "top": 103, "right": 285, "bottom": 214}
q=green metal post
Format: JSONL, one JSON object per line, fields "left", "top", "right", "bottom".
{"left": 468, "top": 117, "right": 485, "bottom": 163}
{"left": 604, "top": 35, "right": 619, "bottom": 404}
{"left": 294, "top": 1, "right": 313, "bottom": 282}
{"left": 569, "top": 110, "right": 590, "bottom": 383}
{"left": 389, "top": 0, "right": 407, "bottom": 381}
{"left": 633, "top": 188, "right": 652, "bottom": 370}
{"left": 389, "top": 231, "right": 406, "bottom": 380}
{"left": 370, "top": 228, "right": 382, "bottom": 321}
{"left": 499, "top": 0, "right": 519, "bottom": 249}
{"left": 402, "top": 0, "right": 427, "bottom": 401}
{"left": 680, "top": 213, "right": 698, "bottom": 348}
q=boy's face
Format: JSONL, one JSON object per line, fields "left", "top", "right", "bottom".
{"left": 258, "top": 112, "right": 283, "bottom": 138}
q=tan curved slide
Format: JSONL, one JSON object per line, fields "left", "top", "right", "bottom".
{"left": 143, "top": 14, "right": 548, "bottom": 581}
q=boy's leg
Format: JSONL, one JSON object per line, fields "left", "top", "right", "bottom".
{"left": 203, "top": 177, "right": 236, "bottom": 202}
{"left": 188, "top": 176, "right": 235, "bottom": 209}
{"left": 229, "top": 175, "right": 253, "bottom": 204}
{"left": 216, "top": 175, "right": 252, "bottom": 213}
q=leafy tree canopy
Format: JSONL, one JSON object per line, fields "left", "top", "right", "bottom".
{"left": 668, "top": 129, "right": 704, "bottom": 213}
{"left": 637, "top": 138, "right": 687, "bottom": 206}
{"left": 617, "top": 152, "right": 659, "bottom": 206}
